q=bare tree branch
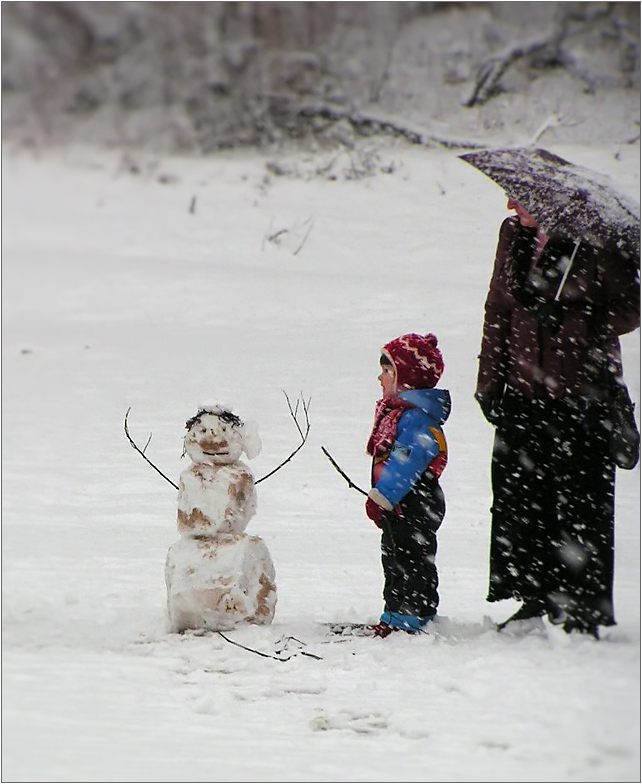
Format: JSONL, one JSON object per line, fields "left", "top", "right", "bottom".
{"left": 255, "top": 392, "right": 311, "bottom": 484}
{"left": 321, "top": 446, "right": 368, "bottom": 496}
{"left": 297, "top": 104, "right": 482, "bottom": 149}
{"left": 125, "top": 392, "right": 311, "bottom": 490}
{"left": 124, "top": 408, "right": 179, "bottom": 490}
{"left": 263, "top": 216, "right": 315, "bottom": 255}
{"left": 462, "top": 4, "right": 619, "bottom": 109}
{"left": 528, "top": 112, "right": 582, "bottom": 145}
{"left": 369, "top": 16, "right": 402, "bottom": 103}
{"left": 462, "top": 32, "right": 562, "bottom": 108}
{"left": 293, "top": 217, "right": 314, "bottom": 256}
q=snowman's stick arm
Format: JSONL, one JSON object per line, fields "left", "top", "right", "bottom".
{"left": 255, "top": 392, "right": 311, "bottom": 485}
{"left": 283, "top": 390, "right": 310, "bottom": 442}
{"left": 124, "top": 408, "right": 179, "bottom": 490}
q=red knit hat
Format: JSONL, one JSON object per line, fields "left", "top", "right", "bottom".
{"left": 382, "top": 333, "right": 444, "bottom": 390}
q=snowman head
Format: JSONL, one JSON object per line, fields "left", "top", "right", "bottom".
{"left": 183, "top": 403, "right": 261, "bottom": 466}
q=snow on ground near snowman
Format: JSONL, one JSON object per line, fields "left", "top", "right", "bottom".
{"left": 2, "top": 141, "right": 640, "bottom": 783}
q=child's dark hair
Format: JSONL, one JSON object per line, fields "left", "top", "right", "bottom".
{"left": 380, "top": 354, "right": 393, "bottom": 366}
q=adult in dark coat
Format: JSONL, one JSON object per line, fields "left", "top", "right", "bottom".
{"left": 476, "top": 199, "right": 640, "bottom": 637}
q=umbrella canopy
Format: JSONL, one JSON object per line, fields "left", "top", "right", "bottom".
{"left": 460, "top": 147, "right": 640, "bottom": 265}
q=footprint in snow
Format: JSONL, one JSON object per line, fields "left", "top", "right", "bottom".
{"left": 310, "top": 709, "right": 388, "bottom": 734}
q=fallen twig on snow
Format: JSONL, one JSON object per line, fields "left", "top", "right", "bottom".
{"left": 293, "top": 216, "right": 314, "bottom": 256}
{"left": 218, "top": 631, "right": 323, "bottom": 661}
{"left": 262, "top": 216, "right": 315, "bottom": 256}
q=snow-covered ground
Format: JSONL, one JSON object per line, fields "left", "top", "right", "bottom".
{"left": 2, "top": 140, "right": 640, "bottom": 783}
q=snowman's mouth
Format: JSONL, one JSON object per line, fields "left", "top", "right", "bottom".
{"left": 203, "top": 450, "right": 228, "bottom": 456}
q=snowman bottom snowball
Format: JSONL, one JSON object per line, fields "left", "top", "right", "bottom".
{"left": 165, "top": 534, "right": 277, "bottom": 633}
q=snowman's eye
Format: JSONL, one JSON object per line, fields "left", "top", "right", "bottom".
{"left": 201, "top": 428, "right": 207, "bottom": 434}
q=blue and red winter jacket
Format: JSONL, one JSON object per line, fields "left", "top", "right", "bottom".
{"left": 371, "top": 388, "right": 451, "bottom": 508}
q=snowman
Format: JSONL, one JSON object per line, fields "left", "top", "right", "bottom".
{"left": 165, "top": 402, "right": 277, "bottom": 633}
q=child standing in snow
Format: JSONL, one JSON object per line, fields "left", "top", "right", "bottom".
{"left": 365, "top": 333, "right": 451, "bottom": 637}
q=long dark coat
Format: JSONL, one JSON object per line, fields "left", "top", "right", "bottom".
{"left": 477, "top": 217, "right": 640, "bottom": 629}
{"left": 476, "top": 216, "right": 640, "bottom": 400}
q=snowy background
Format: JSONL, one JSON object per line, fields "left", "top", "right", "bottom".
{"left": 2, "top": 2, "right": 640, "bottom": 151}
{"left": 2, "top": 3, "right": 640, "bottom": 783}
{"left": 3, "top": 139, "right": 639, "bottom": 784}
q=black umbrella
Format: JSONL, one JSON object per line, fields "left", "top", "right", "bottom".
{"left": 459, "top": 147, "right": 640, "bottom": 265}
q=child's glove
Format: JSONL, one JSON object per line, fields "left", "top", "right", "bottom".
{"left": 365, "top": 497, "right": 386, "bottom": 529}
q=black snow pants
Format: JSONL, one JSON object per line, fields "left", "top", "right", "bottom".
{"left": 487, "top": 389, "right": 616, "bottom": 627}
{"left": 380, "top": 471, "right": 445, "bottom": 618}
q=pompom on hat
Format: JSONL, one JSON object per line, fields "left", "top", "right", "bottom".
{"left": 382, "top": 333, "right": 444, "bottom": 390}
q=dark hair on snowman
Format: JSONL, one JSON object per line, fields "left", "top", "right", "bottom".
{"left": 185, "top": 408, "right": 243, "bottom": 431}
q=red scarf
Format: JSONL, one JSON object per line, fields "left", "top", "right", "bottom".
{"left": 366, "top": 396, "right": 415, "bottom": 457}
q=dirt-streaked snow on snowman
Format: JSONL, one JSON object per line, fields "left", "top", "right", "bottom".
{"left": 165, "top": 402, "right": 277, "bottom": 632}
